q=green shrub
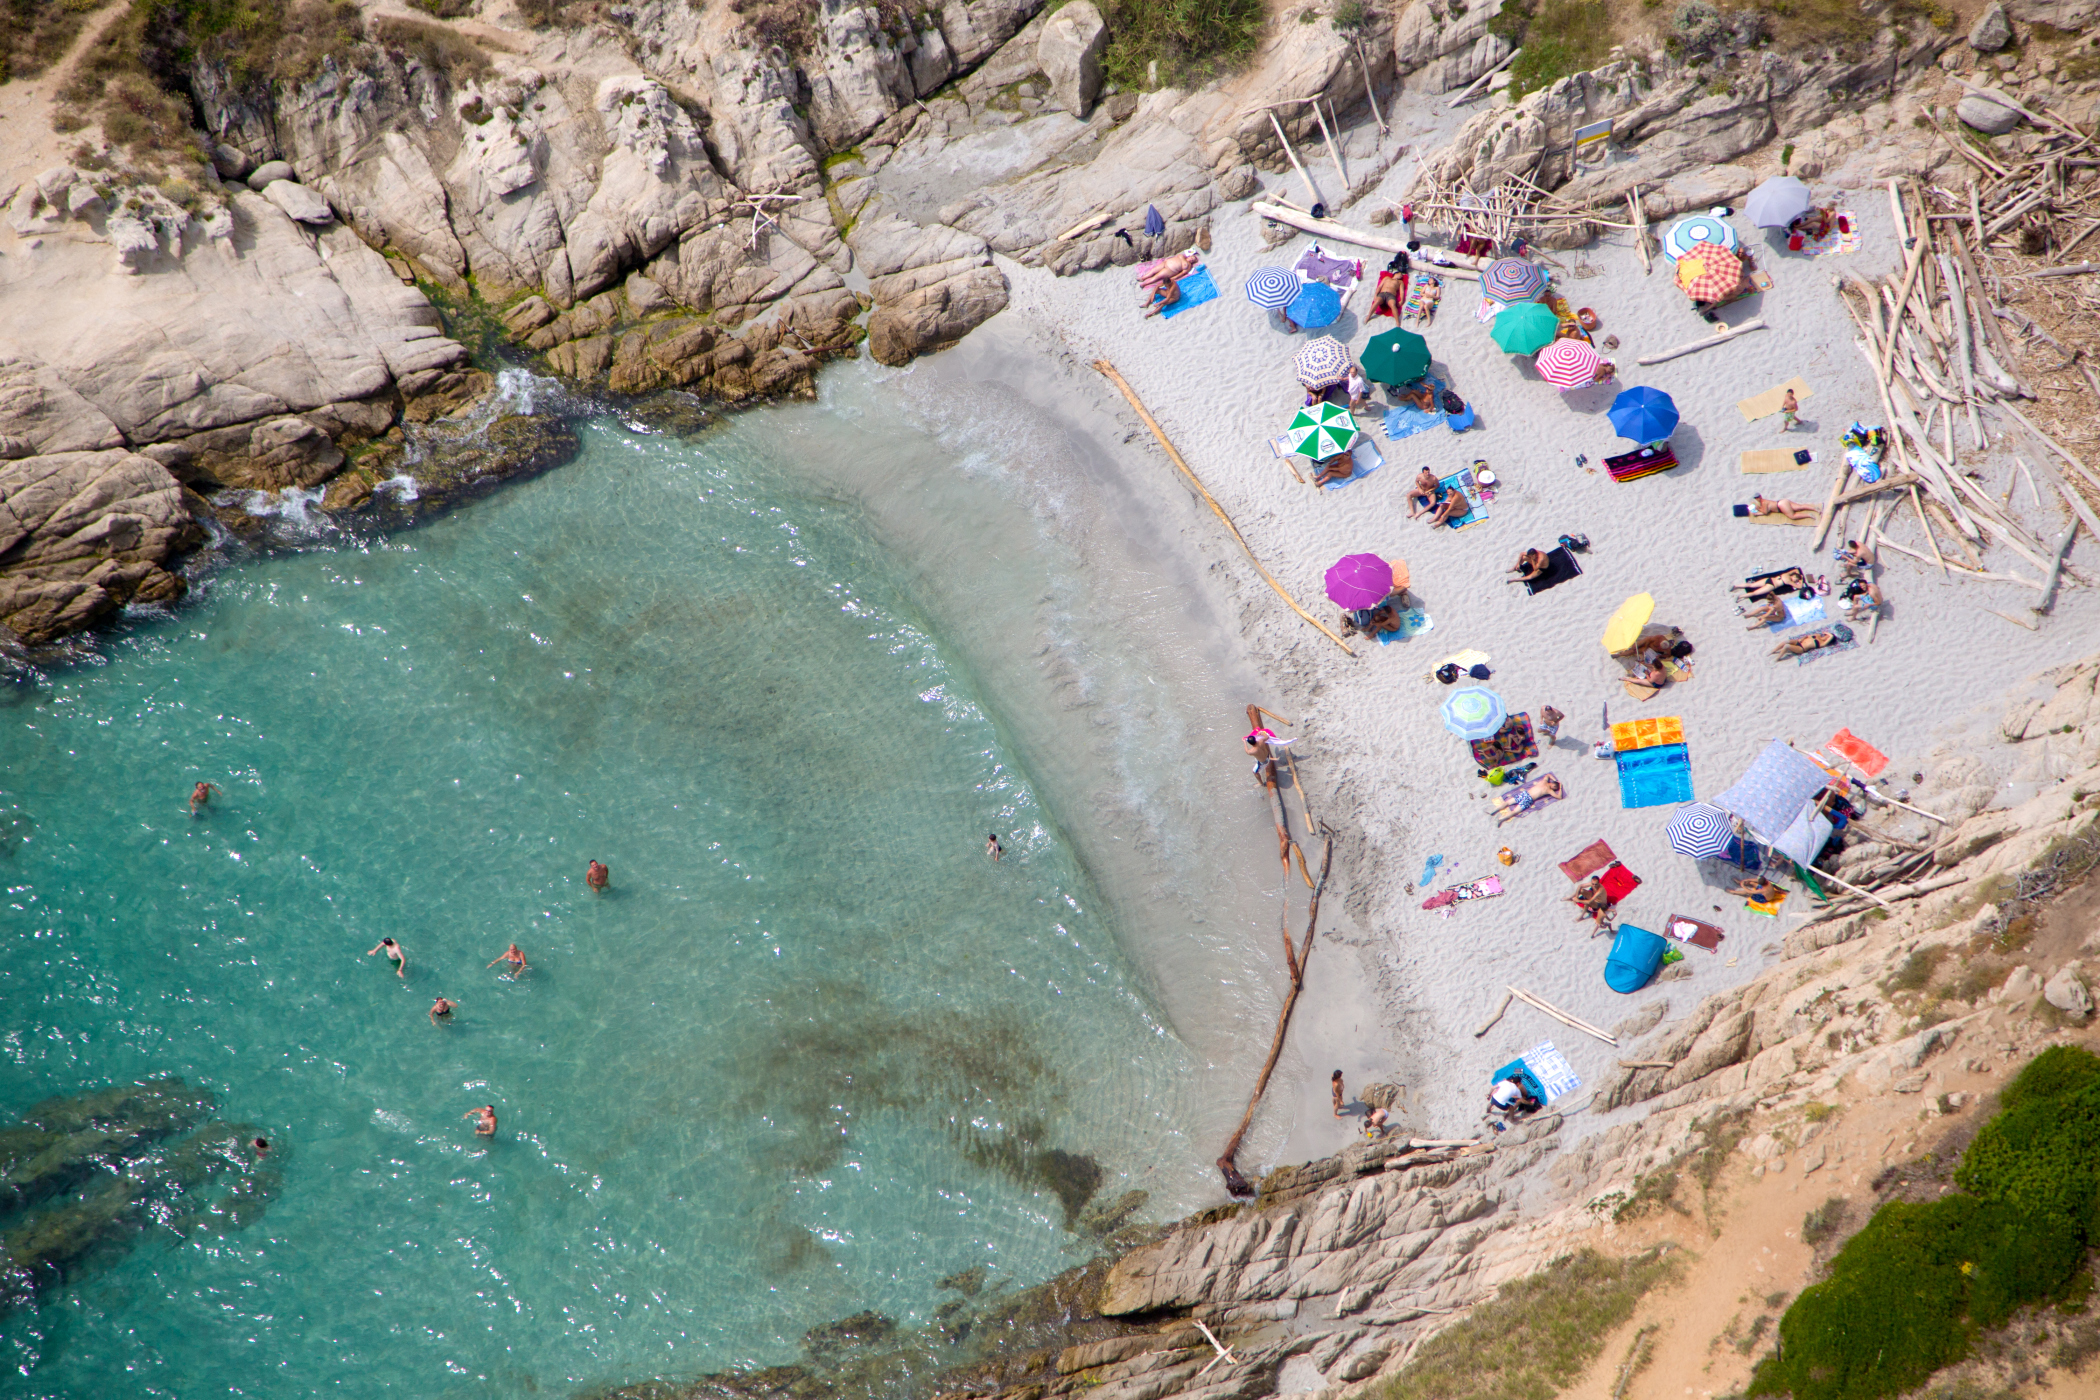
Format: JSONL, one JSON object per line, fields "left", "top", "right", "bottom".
{"left": 1800, "top": 1196, "right": 1846, "bottom": 1247}
{"left": 1956, "top": 1045, "right": 2100, "bottom": 1233}
{"left": 1097, "top": 0, "right": 1265, "bottom": 90}
{"left": 1494, "top": 0, "right": 1617, "bottom": 100}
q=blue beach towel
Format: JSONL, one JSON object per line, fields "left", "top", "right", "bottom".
{"left": 1765, "top": 593, "right": 1825, "bottom": 629}
{"left": 1436, "top": 466, "right": 1489, "bottom": 529}
{"left": 1491, "top": 1059, "right": 1549, "bottom": 1105}
{"left": 1159, "top": 267, "right": 1218, "bottom": 319}
{"left": 1320, "top": 438, "right": 1386, "bottom": 491}
{"left": 1374, "top": 608, "right": 1434, "bottom": 643}
{"left": 1616, "top": 742, "right": 1692, "bottom": 808}
{"left": 1382, "top": 375, "right": 1448, "bottom": 442}
{"left": 1144, "top": 204, "right": 1165, "bottom": 236}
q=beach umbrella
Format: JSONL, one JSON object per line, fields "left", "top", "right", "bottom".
{"left": 1287, "top": 281, "right": 1342, "bottom": 329}
{"left": 1292, "top": 336, "right": 1351, "bottom": 390}
{"left": 1666, "top": 802, "right": 1737, "bottom": 860}
{"left": 1244, "top": 266, "right": 1299, "bottom": 309}
{"left": 1535, "top": 338, "right": 1601, "bottom": 390}
{"left": 1609, "top": 386, "right": 1679, "bottom": 442}
{"left": 1675, "top": 242, "right": 1745, "bottom": 303}
{"left": 1282, "top": 402, "right": 1359, "bottom": 459}
{"left": 1489, "top": 301, "right": 1558, "bottom": 354}
{"left": 1480, "top": 257, "right": 1548, "bottom": 305}
{"left": 1745, "top": 175, "right": 1813, "bottom": 229}
{"left": 1325, "top": 553, "right": 1394, "bottom": 609}
{"left": 1441, "top": 687, "right": 1507, "bottom": 740}
{"left": 1712, "top": 739, "right": 1833, "bottom": 846}
{"left": 1601, "top": 593, "right": 1655, "bottom": 655}
{"left": 1360, "top": 327, "right": 1430, "bottom": 385}
{"left": 1662, "top": 214, "right": 1740, "bottom": 260}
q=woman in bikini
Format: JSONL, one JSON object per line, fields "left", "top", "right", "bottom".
{"left": 1747, "top": 495, "right": 1819, "bottom": 523}
{"left": 1733, "top": 567, "right": 1809, "bottom": 601}
{"left": 1771, "top": 624, "right": 1853, "bottom": 659}
{"left": 1741, "top": 596, "right": 1789, "bottom": 627}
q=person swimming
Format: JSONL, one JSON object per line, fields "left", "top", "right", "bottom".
{"left": 189, "top": 781, "right": 220, "bottom": 815}
{"left": 429, "top": 996, "right": 456, "bottom": 1025}
{"left": 586, "top": 860, "right": 610, "bottom": 894}
{"left": 488, "top": 943, "right": 529, "bottom": 976}
{"left": 368, "top": 937, "right": 406, "bottom": 977}
{"left": 986, "top": 834, "right": 1003, "bottom": 862}
{"left": 464, "top": 1104, "right": 497, "bottom": 1136}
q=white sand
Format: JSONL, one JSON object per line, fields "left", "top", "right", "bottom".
{"left": 963, "top": 89, "right": 2100, "bottom": 1181}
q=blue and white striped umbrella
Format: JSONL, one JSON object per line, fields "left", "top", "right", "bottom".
{"left": 1480, "top": 257, "right": 1547, "bottom": 305}
{"left": 1666, "top": 802, "right": 1735, "bottom": 859}
{"left": 1662, "top": 215, "right": 1740, "bottom": 261}
{"left": 1244, "top": 266, "right": 1300, "bottom": 309}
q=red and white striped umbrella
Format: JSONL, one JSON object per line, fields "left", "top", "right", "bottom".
{"left": 1535, "top": 338, "right": 1601, "bottom": 390}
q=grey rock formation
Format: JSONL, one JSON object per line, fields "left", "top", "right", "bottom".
{"left": 0, "top": 449, "right": 200, "bottom": 642}
{"left": 2044, "top": 966, "right": 2092, "bottom": 1020}
{"left": 1392, "top": 0, "right": 1511, "bottom": 93}
{"left": 1958, "top": 92, "right": 2021, "bottom": 134}
{"left": 246, "top": 160, "right": 294, "bottom": 190}
{"left": 212, "top": 144, "right": 256, "bottom": 180}
{"left": 1036, "top": 0, "right": 1108, "bottom": 118}
{"left": 868, "top": 265, "right": 1009, "bottom": 365}
{"left": 1968, "top": 1, "right": 2012, "bottom": 51}
{"left": 262, "top": 179, "right": 335, "bottom": 225}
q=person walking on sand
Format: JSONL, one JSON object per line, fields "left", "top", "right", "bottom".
{"left": 189, "top": 781, "right": 221, "bottom": 816}
{"left": 368, "top": 937, "right": 406, "bottom": 977}
{"left": 986, "top": 834, "right": 1003, "bottom": 862}
{"left": 488, "top": 943, "right": 529, "bottom": 976}
{"left": 1780, "top": 388, "right": 1800, "bottom": 432}
{"left": 429, "top": 996, "right": 456, "bottom": 1025}
{"left": 1331, "top": 1070, "right": 1346, "bottom": 1118}
{"left": 465, "top": 1104, "right": 497, "bottom": 1136}
{"left": 1537, "top": 706, "right": 1565, "bottom": 746}
{"left": 586, "top": 860, "right": 609, "bottom": 894}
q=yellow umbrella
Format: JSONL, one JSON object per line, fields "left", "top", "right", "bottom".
{"left": 1602, "top": 593, "right": 1655, "bottom": 654}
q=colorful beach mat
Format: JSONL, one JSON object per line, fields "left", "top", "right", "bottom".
{"left": 1827, "top": 727, "right": 1888, "bottom": 778}
{"left": 1609, "top": 715, "right": 1683, "bottom": 751}
{"left": 1470, "top": 713, "right": 1539, "bottom": 769}
{"left": 1383, "top": 375, "right": 1449, "bottom": 443}
{"left": 1375, "top": 608, "right": 1435, "bottom": 644}
{"left": 1789, "top": 211, "right": 1861, "bottom": 256}
{"left": 1436, "top": 464, "right": 1490, "bottom": 530}
{"left": 1320, "top": 437, "right": 1386, "bottom": 491}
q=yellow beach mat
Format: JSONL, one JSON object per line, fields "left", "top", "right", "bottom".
{"left": 1745, "top": 511, "right": 1814, "bottom": 526}
{"left": 1738, "top": 377, "right": 1813, "bottom": 421}
{"left": 1741, "top": 449, "right": 1807, "bottom": 473}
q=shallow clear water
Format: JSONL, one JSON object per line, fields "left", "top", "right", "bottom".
{"left": 0, "top": 361, "right": 1281, "bottom": 1398}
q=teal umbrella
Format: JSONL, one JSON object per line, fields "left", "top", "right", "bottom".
{"left": 1283, "top": 402, "right": 1360, "bottom": 459}
{"left": 1489, "top": 302, "right": 1559, "bottom": 354}
{"left": 1361, "top": 328, "right": 1431, "bottom": 385}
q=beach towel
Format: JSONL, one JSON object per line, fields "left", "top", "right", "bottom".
{"left": 1494, "top": 774, "right": 1562, "bottom": 822}
{"left": 1792, "top": 631, "right": 1858, "bottom": 665}
{"left": 1738, "top": 378, "right": 1814, "bottom": 423}
{"left": 1606, "top": 444, "right": 1677, "bottom": 482}
{"left": 1560, "top": 839, "right": 1617, "bottom": 883}
{"left": 1383, "top": 375, "right": 1449, "bottom": 442}
{"left": 1520, "top": 1042, "right": 1581, "bottom": 1102}
{"left": 1599, "top": 861, "right": 1642, "bottom": 903}
{"left": 1420, "top": 875, "right": 1503, "bottom": 912}
{"left": 1741, "top": 448, "right": 1813, "bottom": 473}
{"left": 1401, "top": 273, "right": 1442, "bottom": 325}
{"left": 1158, "top": 267, "right": 1217, "bottom": 319}
{"left": 1745, "top": 510, "right": 1814, "bottom": 526}
{"left": 1827, "top": 727, "right": 1889, "bottom": 778}
{"left": 1616, "top": 742, "right": 1692, "bottom": 808}
{"left": 1437, "top": 465, "right": 1490, "bottom": 530}
{"left": 1609, "top": 716, "right": 1684, "bottom": 751}
{"left": 1522, "top": 546, "right": 1583, "bottom": 595}
{"left": 1789, "top": 212, "right": 1860, "bottom": 256}
{"left": 1745, "top": 892, "right": 1787, "bottom": 915}
{"left": 1605, "top": 926, "right": 1669, "bottom": 993}
{"left": 1471, "top": 713, "right": 1539, "bottom": 768}
{"left": 1320, "top": 438, "right": 1386, "bottom": 491}
{"left": 1374, "top": 608, "right": 1435, "bottom": 643}
{"left": 1764, "top": 594, "right": 1826, "bottom": 629}
{"left": 1447, "top": 401, "right": 1477, "bottom": 432}
{"left": 1296, "top": 244, "right": 1361, "bottom": 288}
{"left": 1664, "top": 913, "right": 1726, "bottom": 952}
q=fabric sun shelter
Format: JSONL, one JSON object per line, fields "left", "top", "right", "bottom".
{"left": 1609, "top": 386, "right": 1679, "bottom": 442}
{"left": 1600, "top": 593, "right": 1655, "bottom": 654}
{"left": 1676, "top": 242, "right": 1746, "bottom": 303}
{"left": 1480, "top": 257, "right": 1548, "bottom": 304}
{"left": 1746, "top": 175, "right": 1813, "bottom": 229}
{"left": 1662, "top": 214, "right": 1740, "bottom": 260}
{"left": 1773, "top": 805, "right": 1836, "bottom": 866}
{"left": 1441, "top": 687, "right": 1507, "bottom": 740}
{"left": 1489, "top": 302, "right": 1559, "bottom": 354}
{"left": 1361, "top": 327, "right": 1431, "bottom": 385}
{"left": 1293, "top": 336, "right": 1352, "bottom": 390}
{"left": 1282, "top": 402, "right": 1360, "bottom": 459}
{"left": 1325, "top": 553, "right": 1394, "bottom": 609}
{"left": 1711, "top": 739, "right": 1832, "bottom": 847}
{"left": 1244, "top": 266, "right": 1299, "bottom": 309}
{"left": 1288, "top": 281, "right": 1342, "bottom": 329}
{"left": 1665, "top": 801, "right": 1736, "bottom": 859}
{"left": 1536, "top": 338, "right": 1601, "bottom": 389}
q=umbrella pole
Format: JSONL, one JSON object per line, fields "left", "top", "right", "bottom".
{"left": 1268, "top": 110, "right": 1324, "bottom": 211}
{"left": 1095, "top": 361, "right": 1356, "bottom": 656}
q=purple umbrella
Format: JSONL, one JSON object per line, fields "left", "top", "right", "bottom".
{"left": 1325, "top": 553, "right": 1396, "bottom": 609}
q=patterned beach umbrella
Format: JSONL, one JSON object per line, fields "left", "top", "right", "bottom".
{"left": 1244, "top": 266, "right": 1299, "bottom": 309}
{"left": 1676, "top": 242, "right": 1745, "bottom": 303}
{"left": 1360, "top": 327, "right": 1430, "bottom": 385}
{"left": 1609, "top": 386, "right": 1679, "bottom": 442}
{"left": 1287, "top": 281, "right": 1342, "bottom": 329}
{"left": 1325, "top": 553, "right": 1395, "bottom": 609}
{"left": 1292, "top": 336, "right": 1352, "bottom": 390}
{"left": 1745, "top": 176, "right": 1813, "bottom": 229}
{"left": 1662, "top": 215, "right": 1740, "bottom": 260}
{"left": 1666, "top": 802, "right": 1736, "bottom": 860}
{"left": 1535, "top": 338, "right": 1601, "bottom": 389}
{"left": 1441, "top": 687, "right": 1507, "bottom": 740}
{"left": 1282, "top": 401, "right": 1360, "bottom": 459}
{"left": 1480, "top": 257, "right": 1548, "bottom": 304}
{"left": 1489, "top": 301, "right": 1559, "bottom": 354}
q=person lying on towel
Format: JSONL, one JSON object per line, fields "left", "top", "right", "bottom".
{"left": 1771, "top": 624, "right": 1853, "bottom": 659}
{"left": 1731, "top": 566, "right": 1810, "bottom": 601}
{"left": 1730, "top": 874, "right": 1786, "bottom": 902}
{"left": 1490, "top": 774, "right": 1562, "bottom": 825}
{"left": 1313, "top": 451, "right": 1357, "bottom": 487}
{"left": 1487, "top": 1075, "right": 1542, "bottom": 1120}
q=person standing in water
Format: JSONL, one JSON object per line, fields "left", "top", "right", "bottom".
{"left": 464, "top": 1104, "right": 497, "bottom": 1136}
{"left": 429, "top": 996, "right": 456, "bottom": 1025}
{"left": 986, "top": 834, "right": 1003, "bottom": 862}
{"left": 488, "top": 943, "right": 529, "bottom": 976}
{"left": 367, "top": 937, "right": 406, "bottom": 977}
{"left": 586, "top": 860, "right": 610, "bottom": 894}
{"left": 189, "top": 781, "right": 221, "bottom": 816}
{"left": 1330, "top": 1070, "right": 1346, "bottom": 1118}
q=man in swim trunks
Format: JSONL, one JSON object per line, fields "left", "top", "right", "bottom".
{"left": 368, "top": 937, "right": 406, "bottom": 977}
{"left": 586, "top": 860, "right": 609, "bottom": 894}
{"left": 1405, "top": 466, "right": 1441, "bottom": 519}
{"left": 488, "top": 943, "right": 529, "bottom": 975}
{"left": 464, "top": 1104, "right": 497, "bottom": 1136}
{"left": 1331, "top": 1070, "right": 1346, "bottom": 1118}
{"left": 189, "top": 781, "right": 221, "bottom": 815}
{"left": 986, "top": 834, "right": 1003, "bottom": 862}
{"left": 429, "top": 996, "right": 456, "bottom": 1025}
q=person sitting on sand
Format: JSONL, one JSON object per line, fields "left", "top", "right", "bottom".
{"left": 1490, "top": 774, "right": 1562, "bottom": 824}
{"left": 1746, "top": 494, "right": 1819, "bottom": 523}
{"left": 1537, "top": 706, "right": 1565, "bottom": 745}
{"left": 1771, "top": 624, "right": 1853, "bottom": 659}
{"left": 1836, "top": 574, "right": 1883, "bottom": 620}
{"left": 1426, "top": 486, "right": 1464, "bottom": 527}
{"left": 1733, "top": 567, "right": 1809, "bottom": 601}
{"left": 1396, "top": 381, "right": 1437, "bottom": 413}
{"left": 1343, "top": 599, "right": 1406, "bottom": 639}
{"left": 1835, "top": 538, "right": 1876, "bottom": 577}
{"left": 1633, "top": 629, "right": 1689, "bottom": 660}
{"left": 1405, "top": 467, "right": 1442, "bottom": 519}
{"left": 1362, "top": 1106, "right": 1390, "bottom": 1139}
{"left": 1313, "top": 451, "right": 1357, "bottom": 486}
{"left": 1626, "top": 656, "right": 1669, "bottom": 689}
{"left": 1729, "top": 874, "right": 1786, "bottom": 902}
{"left": 1487, "top": 1075, "right": 1542, "bottom": 1120}
{"left": 1741, "top": 596, "right": 1789, "bottom": 627}
{"left": 1508, "top": 547, "right": 1550, "bottom": 582}
{"left": 1789, "top": 207, "right": 1836, "bottom": 242}
{"left": 1136, "top": 250, "right": 1198, "bottom": 291}
{"left": 1141, "top": 277, "right": 1181, "bottom": 318}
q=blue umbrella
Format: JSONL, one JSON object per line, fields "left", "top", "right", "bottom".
{"left": 1244, "top": 266, "right": 1299, "bottom": 309}
{"left": 1609, "top": 386, "right": 1679, "bottom": 442}
{"left": 1287, "top": 281, "right": 1341, "bottom": 329}
{"left": 1441, "top": 687, "right": 1506, "bottom": 740}
{"left": 1666, "top": 802, "right": 1735, "bottom": 859}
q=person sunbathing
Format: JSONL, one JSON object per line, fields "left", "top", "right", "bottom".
{"left": 1748, "top": 494, "right": 1819, "bottom": 523}
{"left": 1490, "top": 774, "right": 1562, "bottom": 824}
{"left": 1729, "top": 874, "right": 1785, "bottom": 902}
{"left": 1396, "top": 381, "right": 1437, "bottom": 413}
{"left": 1368, "top": 267, "right": 1406, "bottom": 318}
{"left": 1741, "top": 596, "right": 1788, "bottom": 627}
{"left": 1405, "top": 467, "right": 1442, "bottom": 518}
{"left": 1508, "top": 547, "right": 1550, "bottom": 582}
{"left": 1137, "top": 250, "right": 1198, "bottom": 290}
{"left": 1426, "top": 486, "right": 1464, "bottom": 526}
{"left": 1141, "top": 277, "right": 1181, "bottom": 318}
{"left": 1633, "top": 630, "right": 1690, "bottom": 660}
{"left": 1313, "top": 451, "right": 1357, "bottom": 486}
{"left": 1733, "top": 567, "right": 1809, "bottom": 601}
{"left": 1771, "top": 624, "right": 1853, "bottom": 659}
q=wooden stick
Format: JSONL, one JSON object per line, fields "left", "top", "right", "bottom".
{"left": 2017, "top": 456, "right": 2041, "bottom": 509}
{"left": 1909, "top": 486, "right": 1947, "bottom": 576}
{"left": 2035, "top": 520, "right": 2077, "bottom": 614}
{"left": 1985, "top": 606, "right": 2041, "bottom": 631}
{"left": 2058, "top": 479, "right": 2100, "bottom": 542}
{"left": 1806, "top": 862, "right": 1895, "bottom": 910}
{"left": 1635, "top": 318, "right": 1768, "bottom": 365}
{"left": 1943, "top": 253, "right": 1984, "bottom": 448}
{"left": 1473, "top": 991, "right": 1513, "bottom": 1038}
{"left": 1508, "top": 985, "right": 1618, "bottom": 1046}
{"left": 1628, "top": 186, "right": 1650, "bottom": 274}
{"left": 1811, "top": 456, "right": 1849, "bottom": 551}
{"left": 1268, "top": 110, "right": 1323, "bottom": 211}
{"left": 1193, "top": 1320, "right": 1238, "bottom": 1376}
{"left": 1618, "top": 1060, "right": 1676, "bottom": 1070}
{"left": 1880, "top": 224, "right": 1929, "bottom": 394}
{"left": 1448, "top": 48, "right": 1518, "bottom": 107}
{"left": 1879, "top": 535, "right": 2041, "bottom": 587}
{"left": 1055, "top": 210, "right": 1110, "bottom": 242}
{"left": 1995, "top": 398, "right": 2100, "bottom": 497}
{"left": 2022, "top": 262, "right": 2099, "bottom": 278}
{"left": 1314, "top": 99, "right": 1347, "bottom": 197}
{"left": 1095, "top": 362, "right": 1355, "bottom": 655}
{"left": 1353, "top": 34, "right": 1387, "bottom": 135}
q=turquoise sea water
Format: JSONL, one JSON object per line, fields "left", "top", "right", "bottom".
{"left": 0, "top": 363, "right": 1276, "bottom": 1397}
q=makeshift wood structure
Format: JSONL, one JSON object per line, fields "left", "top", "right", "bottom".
{"left": 1396, "top": 171, "right": 1633, "bottom": 249}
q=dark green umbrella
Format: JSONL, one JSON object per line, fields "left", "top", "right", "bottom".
{"left": 1360, "top": 328, "right": 1431, "bottom": 385}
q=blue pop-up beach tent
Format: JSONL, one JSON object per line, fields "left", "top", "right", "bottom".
{"left": 1604, "top": 924, "right": 1669, "bottom": 993}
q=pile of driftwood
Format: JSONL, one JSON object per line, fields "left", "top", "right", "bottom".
{"left": 1396, "top": 171, "right": 1631, "bottom": 249}
{"left": 1829, "top": 173, "right": 2100, "bottom": 621}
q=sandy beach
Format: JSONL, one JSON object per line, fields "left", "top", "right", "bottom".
{"left": 962, "top": 86, "right": 2100, "bottom": 1178}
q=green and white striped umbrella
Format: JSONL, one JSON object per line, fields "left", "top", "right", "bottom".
{"left": 1283, "top": 402, "right": 1360, "bottom": 459}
